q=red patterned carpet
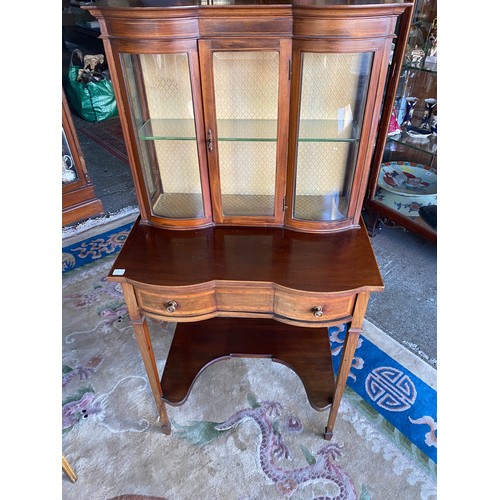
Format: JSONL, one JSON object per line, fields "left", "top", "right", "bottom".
{"left": 77, "top": 116, "right": 129, "bottom": 165}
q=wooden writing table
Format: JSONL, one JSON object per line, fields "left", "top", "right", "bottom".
{"left": 108, "top": 218, "right": 383, "bottom": 439}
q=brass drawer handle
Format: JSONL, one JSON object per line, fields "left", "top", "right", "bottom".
{"left": 312, "top": 306, "right": 323, "bottom": 318}
{"left": 165, "top": 300, "right": 178, "bottom": 313}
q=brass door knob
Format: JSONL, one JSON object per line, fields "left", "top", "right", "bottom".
{"left": 166, "top": 300, "right": 178, "bottom": 313}
{"left": 312, "top": 305, "right": 323, "bottom": 317}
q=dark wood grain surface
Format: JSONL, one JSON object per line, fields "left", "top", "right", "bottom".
{"left": 109, "top": 218, "right": 383, "bottom": 293}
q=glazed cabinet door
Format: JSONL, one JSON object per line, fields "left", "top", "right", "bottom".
{"left": 199, "top": 39, "right": 292, "bottom": 226}
{"left": 114, "top": 40, "right": 212, "bottom": 229}
{"left": 285, "top": 38, "right": 393, "bottom": 232}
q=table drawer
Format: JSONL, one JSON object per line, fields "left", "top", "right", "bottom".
{"left": 135, "top": 285, "right": 216, "bottom": 319}
{"left": 216, "top": 284, "right": 274, "bottom": 314}
{"left": 274, "top": 288, "right": 355, "bottom": 323}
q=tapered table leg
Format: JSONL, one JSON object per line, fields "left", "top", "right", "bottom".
{"left": 122, "top": 283, "right": 171, "bottom": 434}
{"left": 324, "top": 291, "right": 370, "bottom": 440}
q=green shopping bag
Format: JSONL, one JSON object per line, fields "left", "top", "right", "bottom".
{"left": 64, "top": 50, "right": 118, "bottom": 122}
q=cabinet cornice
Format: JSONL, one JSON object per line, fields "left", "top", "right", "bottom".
{"left": 86, "top": 3, "right": 410, "bottom": 39}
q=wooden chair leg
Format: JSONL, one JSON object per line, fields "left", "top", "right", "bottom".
{"left": 62, "top": 455, "right": 77, "bottom": 483}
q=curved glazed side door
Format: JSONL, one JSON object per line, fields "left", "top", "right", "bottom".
{"left": 285, "top": 37, "right": 393, "bottom": 233}
{"left": 199, "top": 38, "right": 292, "bottom": 226}
{"left": 111, "top": 39, "right": 213, "bottom": 229}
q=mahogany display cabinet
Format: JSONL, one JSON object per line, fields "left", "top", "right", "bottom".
{"left": 62, "top": 90, "right": 104, "bottom": 226}
{"left": 365, "top": 0, "right": 436, "bottom": 240}
{"left": 84, "top": 0, "right": 413, "bottom": 438}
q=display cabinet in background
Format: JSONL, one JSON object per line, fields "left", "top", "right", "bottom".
{"left": 365, "top": 0, "right": 437, "bottom": 241}
{"left": 62, "top": 90, "right": 104, "bottom": 226}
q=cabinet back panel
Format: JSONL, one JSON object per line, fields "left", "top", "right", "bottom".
{"left": 213, "top": 50, "right": 280, "bottom": 216}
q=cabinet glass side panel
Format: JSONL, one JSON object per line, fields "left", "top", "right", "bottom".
{"left": 293, "top": 52, "right": 372, "bottom": 221}
{"left": 120, "top": 53, "right": 204, "bottom": 219}
{"left": 212, "top": 51, "right": 279, "bottom": 217}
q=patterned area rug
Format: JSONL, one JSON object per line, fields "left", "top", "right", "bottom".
{"left": 77, "top": 116, "right": 129, "bottom": 165}
{"left": 63, "top": 219, "right": 134, "bottom": 272}
{"left": 62, "top": 219, "right": 437, "bottom": 499}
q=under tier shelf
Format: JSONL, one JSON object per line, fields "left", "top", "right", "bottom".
{"left": 160, "top": 317, "right": 336, "bottom": 411}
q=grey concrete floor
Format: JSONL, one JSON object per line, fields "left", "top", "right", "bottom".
{"left": 366, "top": 226, "right": 436, "bottom": 368}
{"left": 67, "top": 110, "right": 437, "bottom": 369}
{"left": 73, "top": 114, "right": 139, "bottom": 214}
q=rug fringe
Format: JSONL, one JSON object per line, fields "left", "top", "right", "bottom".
{"left": 62, "top": 206, "right": 139, "bottom": 241}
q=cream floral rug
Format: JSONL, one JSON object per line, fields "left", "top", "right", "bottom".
{"left": 62, "top": 254, "right": 436, "bottom": 499}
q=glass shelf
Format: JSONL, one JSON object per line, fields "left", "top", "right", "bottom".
{"left": 387, "top": 131, "right": 437, "bottom": 156}
{"left": 138, "top": 118, "right": 360, "bottom": 143}
{"left": 298, "top": 120, "right": 360, "bottom": 142}
{"left": 217, "top": 119, "right": 277, "bottom": 142}
{"left": 137, "top": 119, "right": 196, "bottom": 141}
{"left": 401, "top": 64, "right": 437, "bottom": 75}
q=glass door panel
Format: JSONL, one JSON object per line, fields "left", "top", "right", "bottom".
{"left": 212, "top": 51, "right": 279, "bottom": 217}
{"left": 293, "top": 52, "right": 373, "bottom": 221}
{"left": 120, "top": 53, "right": 205, "bottom": 219}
